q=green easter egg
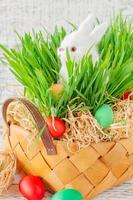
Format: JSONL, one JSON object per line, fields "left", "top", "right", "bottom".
{"left": 51, "top": 189, "right": 83, "bottom": 200}
{"left": 95, "top": 104, "right": 113, "bottom": 128}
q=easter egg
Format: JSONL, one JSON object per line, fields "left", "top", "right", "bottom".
{"left": 46, "top": 116, "right": 66, "bottom": 138}
{"left": 51, "top": 189, "right": 83, "bottom": 200}
{"left": 121, "top": 91, "right": 132, "bottom": 100}
{"left": 52, "top": 83, "right": 63, "bottom": 98}
{"left": 19, "top": 175, "right": 45, "bottom": 200}
{"left": 95, "top": 104, "right": 113, "bottom": 128}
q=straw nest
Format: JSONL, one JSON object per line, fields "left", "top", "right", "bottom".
{"left": 0, "top": 151, "right": 16, "bottom": 195}
{"left": 7, "top": 99, "right": 133, "bottom": 152}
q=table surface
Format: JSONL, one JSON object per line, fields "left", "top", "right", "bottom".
{"left": 0, "top": 181, "right": 133, "bottom": 200}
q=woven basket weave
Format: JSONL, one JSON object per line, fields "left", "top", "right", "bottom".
{"left": 2, "top": 98, "right": 133, "bottom": 199}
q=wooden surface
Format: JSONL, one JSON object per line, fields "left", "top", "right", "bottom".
{"left": 0, "top": 0, "right": 133, "bottom": 199}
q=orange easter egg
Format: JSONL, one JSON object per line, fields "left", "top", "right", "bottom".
{"left": 52, "top": 84, "right": 63, "bottom": 97}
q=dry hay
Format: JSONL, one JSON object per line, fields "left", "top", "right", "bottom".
{"left": 7, "top": 101, "right": 40, "bottom": 154}
{"left": 0, "top": 151, "right": 16, "bottom": 195}
{"left": 7, "top": 99, "right": 133, "bottom": 152}
{"left": 7, "top": 101, "right": 37, "bottom": 133}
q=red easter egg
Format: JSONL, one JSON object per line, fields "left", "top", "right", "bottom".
{"left": 46, "top": 116, "right": 66, "bottom": 138}
{"left": 19, "top": 175, "right": 45, "bottom": 200}
{"left": 121, "top": 91, "right": 132, "bottom": 100}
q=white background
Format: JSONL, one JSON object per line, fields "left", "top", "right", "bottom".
{"left": 0, "top": 0, "right": 133, "bottom": 199}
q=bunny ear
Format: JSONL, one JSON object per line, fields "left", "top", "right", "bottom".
{"left": 78, "top": 14, "right": 95, "bottom": 34}
{"left": 89, "top": 22, "right": 108, "bottom": 44}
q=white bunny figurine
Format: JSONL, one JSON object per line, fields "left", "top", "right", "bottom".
{"left": 58, "top": 14, "right": 108, "bottom": 80}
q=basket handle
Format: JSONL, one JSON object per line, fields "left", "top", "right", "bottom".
{"left": 2, "top": 98, "right": 57, "bottom": 155}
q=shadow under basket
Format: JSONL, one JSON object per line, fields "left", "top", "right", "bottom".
{"left": 2, "top": 98, "right": 133, "bottom": 200}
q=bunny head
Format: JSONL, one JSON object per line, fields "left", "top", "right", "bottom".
{"left": 58, "top": 14, "right": 108, "bottom": 80}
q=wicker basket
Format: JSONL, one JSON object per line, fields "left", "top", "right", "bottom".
{"left": 2, "top": 98, "right": 133, "bottom": 199}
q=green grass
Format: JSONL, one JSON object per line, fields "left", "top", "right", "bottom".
{"left": 59, "top": 15, "right": 133, "bottom": 111}
{"left": 54, "top": 15, "right": 133, "bottom": 115}
{"left": 0, "top": 27, "right": 66, "bottom": 113}
{"left": 1, "top": 15, "right": 133, "bottom": 118}
{"left": 99, "top": 15, "right": 133, "bottom": 64}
